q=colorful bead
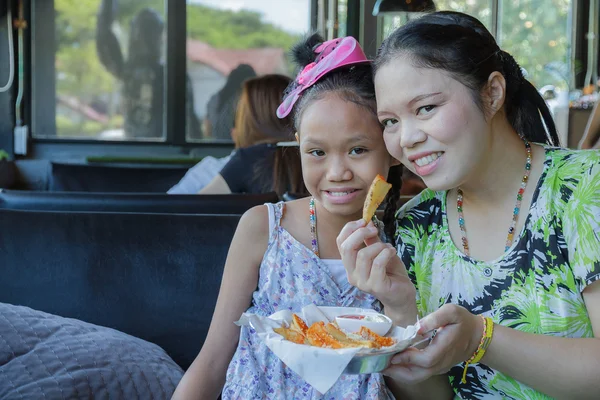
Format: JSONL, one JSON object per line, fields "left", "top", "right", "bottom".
{"left": 309, "top": 197, "right": 320, "bottom": 257}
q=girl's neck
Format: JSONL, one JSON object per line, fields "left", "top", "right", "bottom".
{"left": 458, "top": 122, "right": 539, "bottom": 208}
{"left": 314, "top": 201, "right": 361, "bottom": 234}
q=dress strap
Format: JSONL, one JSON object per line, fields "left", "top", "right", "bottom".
{"left": 265, "top": 202, "right": 285, "bottom": 238}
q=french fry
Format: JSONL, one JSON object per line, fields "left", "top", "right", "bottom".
{"left": 291, "top": 313, "right": 309, "bottom": 335}
{"left": 273, "top": 314, "right": 396, "bottom": 349}
{"left": 306, "top": 321, "right": 344, "bottom": 349}
{"left": 359, "top": 326, "right": 395, "bottom": 347}
{"left": 363, "top": 174, "right": 392, "bottom": 222}
{"left": 274, "top": 326, "right": 307, "bottom": 345}
{"left": 325, "top": 322, "right": 380, "bottom": 349}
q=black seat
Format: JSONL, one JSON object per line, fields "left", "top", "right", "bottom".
{"left": 0, "top": 209, "right": 241, "bottom": 370}
{"left": 49, "top": 162, "right": 191, "bottom": 192}
{"left": 0, "top": 189, "right": 278, "bottom": 214}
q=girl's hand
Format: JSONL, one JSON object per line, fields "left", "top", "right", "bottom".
{"left": 384, "top": 304, "right": 483, "bottom": 384}
{"left": 336, "top": 219, "right": 418, "bottom": 325}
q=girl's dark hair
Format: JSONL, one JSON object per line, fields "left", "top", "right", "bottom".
{"left": 287, "top": 33, "right": 403, "bottom": 234}
{"left": 375, "top": 11, "right": 560, "bottom": 147}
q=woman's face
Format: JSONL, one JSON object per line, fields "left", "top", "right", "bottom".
{"left": 298, "top": 93, "right": 394, "bottom": 218}
{"left": 374, "top": 57, "right": 491, "bottom": 191}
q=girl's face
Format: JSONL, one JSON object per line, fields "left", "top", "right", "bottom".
{"left": 298, "top": 93, "right": 395, "bottom": 218}
{"left": 374, "top": 57, "right": 491, "bottom": 191}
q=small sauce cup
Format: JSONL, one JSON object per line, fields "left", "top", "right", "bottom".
{"left": 335, "top": 312, "right": 392, "bottom": 336}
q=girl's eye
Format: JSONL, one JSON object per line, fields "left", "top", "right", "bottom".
{"left": 381, "top": 118, "right": 398, "bottom": 128}
{"left": 350, "top": 147, "right": 367, "bottom": 155}
{"left": 417, "top": 105, "right": 436, "bottom": 115}
{"left": 309, "top": 149, "right": 325, "bottom": 157}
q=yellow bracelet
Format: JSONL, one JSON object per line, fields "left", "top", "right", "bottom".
{"left": 461, "top": 316, "right": 494, "bottom": 384}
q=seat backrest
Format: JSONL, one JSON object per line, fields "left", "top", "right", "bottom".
{"left": 0, "top": 209, "right": 241, "bottom": 370}
{"left": 49, "top": 162, "right": 190, "bottom": 192}
{"left": 0, "top": 189, "right": 278, "bottom": 214}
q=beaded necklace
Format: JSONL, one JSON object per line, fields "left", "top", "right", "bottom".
{"left": 309, "top": 197, "right": 320, "bottom": 257}
{"left": 457, "top": 140, "right": 532, "bottom": 256}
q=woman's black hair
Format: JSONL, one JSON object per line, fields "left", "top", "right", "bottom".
{"left": 374, "top": 11, "right": 560, "bottom": 147}
{"left": 287, "top": 33, "right": 403, "bottom": 236}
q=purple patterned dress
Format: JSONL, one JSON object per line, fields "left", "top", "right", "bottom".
{"left": 222, "top": 202, "right": 394, "bottom": 399}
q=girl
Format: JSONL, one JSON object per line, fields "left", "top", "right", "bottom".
{"left": 338, "top": 11, "right": 600, "bottom": 400}
{"left": 172, "top": 34, "right": 401, "bottom": 399}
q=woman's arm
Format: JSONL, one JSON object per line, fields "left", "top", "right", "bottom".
{"left": 171, "top": 206, "right": 269, "bottom": 400}
{"left": 198, "top": 174, "right": 232, "bottom": 195}
{"left": 337, "top": 220, "right": 453, "bottom": 399}
{"left": 391, "top": 281, "right": 600, "bottom": 400}
{"left": 481, "top": 280, "right": 600, "bottom": 399}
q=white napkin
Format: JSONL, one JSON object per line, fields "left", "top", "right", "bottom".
{"left": 235, "top": 304, "right": 421, "bottom": 394}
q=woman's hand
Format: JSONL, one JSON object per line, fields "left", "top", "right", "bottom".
{"left": 385, "top": 304, "right": 483, "bottom": 384}
{"left": 337, "top": 219, "right": 418, "bottom": 325}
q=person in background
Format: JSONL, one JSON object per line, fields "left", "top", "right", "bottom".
{"left": 198, "top": 74, "right": 307, "bottom": 197}
{"left": 96, "top": 0, "right": 200, "bottom": 139}
{"left": 338, "top": 11, "right": 599, "bottom": 399}
{"left": 169, "top": 74, "right": 298, "bottom": 195}
{"left": 579, "top": 100, "right": 600, "bottom": 150}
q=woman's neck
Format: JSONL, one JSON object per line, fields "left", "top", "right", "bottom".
{"left": 458, "top": 120, "right": 538, "bottom": 208}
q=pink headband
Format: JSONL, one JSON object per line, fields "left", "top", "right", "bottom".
{"left": 276, "top": 36, "right": 370, "bottom": 118}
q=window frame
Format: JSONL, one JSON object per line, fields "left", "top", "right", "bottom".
{"left": 29, "top": 0, "right": 316, "bottom": 151}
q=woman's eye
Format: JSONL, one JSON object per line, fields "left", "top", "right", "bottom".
{"left": 350, "top": 147, "right": 367, "bottom": 155}
{"left": 309, "top": 149, "right": 325, "bottom": 157}
{"left": 417, "top": 105, "right": 436, "bottom": 115}
{"left": 381, "top": 118, "right": 398, "bottom": 128}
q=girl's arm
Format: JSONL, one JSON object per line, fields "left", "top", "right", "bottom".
{"left": 171, "top": 205, "right": 269, "bottom": 400}
{"left": 391, "top": 281, "right": 600, "bottom": 399}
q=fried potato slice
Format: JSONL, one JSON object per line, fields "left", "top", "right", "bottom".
{"left": 325, "top": 322, "right": 380, "bottom": 349}
{"left": 273, "top": 326, "right": 307, "bottom": 345}
{"left": 291, "top": 313, "right": 309, "bottom": 335}
{"left": 363, "top": 174, "right": 392, "bottom": 222}
{"left": 359, "top": 326, "right": 396, "bottom": 347}
{"left": 306, "top": 321, "right": 344, "bottom": 349}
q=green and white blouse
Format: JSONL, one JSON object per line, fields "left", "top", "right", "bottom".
{"left": 396, "top": 147, "right": 600, "bottom": 399}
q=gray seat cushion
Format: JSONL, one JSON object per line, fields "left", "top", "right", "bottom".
{"left": 0, "top": 303, "right": 183, "bottom": 399}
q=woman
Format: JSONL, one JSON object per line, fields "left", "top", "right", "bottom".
{"left": 338, "top": 11, "right": 600, "bottom": 399}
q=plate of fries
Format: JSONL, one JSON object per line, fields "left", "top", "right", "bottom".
{"left": 236, "top": 304, "right": 424, "bottom": 394}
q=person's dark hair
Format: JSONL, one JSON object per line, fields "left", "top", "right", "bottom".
{"left": 375, "top": 11, "right": 560, "bottom": 147}
{"left": 287, "top": 33, "right": 402, "bottom": 234}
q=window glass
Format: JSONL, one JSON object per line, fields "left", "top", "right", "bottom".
{"left": 186, "top": 0, "right": 311, "bottom": 142}
{"left": 48, "top": 0, "right": 167, "bottom": 140}
{"left": 498, "top": 0, "right": 572, "bottom": 90}
{"left": 379, "top": 1, "right": 492, "bottom": 43}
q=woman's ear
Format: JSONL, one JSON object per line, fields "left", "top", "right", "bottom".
{"left": 484, "top": 71, "right": 506, "bottom": 118}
